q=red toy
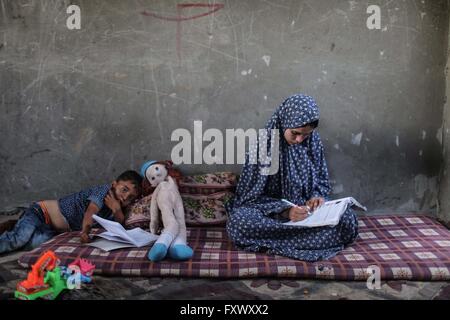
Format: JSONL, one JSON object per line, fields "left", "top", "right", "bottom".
{"left": 16, "top": 250, "right": 60, "bottom": 295}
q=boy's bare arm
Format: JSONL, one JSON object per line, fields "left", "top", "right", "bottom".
{"left": 104, "top": 190, "right": 125, "bottom": 224}
{"left": 80, "top": 202, "right": 100, "bottom": 243}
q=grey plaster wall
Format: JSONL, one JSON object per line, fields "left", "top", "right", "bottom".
{"left": 0, "top": 0, "right": 448, "bottom": 214}
{"left": 439, "top": 5, "right": 450, "bottom": 224}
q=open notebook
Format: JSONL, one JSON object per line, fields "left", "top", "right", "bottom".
{"left": 87, "top": 215, "right": 158, "bottom": 251}
{"left": 283, "top": 197, "right": 367, "bottom": 228}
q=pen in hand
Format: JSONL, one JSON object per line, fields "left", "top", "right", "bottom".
{"left": 281, "top": 199, "right": 313, "bottom": 216}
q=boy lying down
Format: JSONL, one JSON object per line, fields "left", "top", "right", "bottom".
{"left": 0, "top": 170, "right": 142, "bottom": 254}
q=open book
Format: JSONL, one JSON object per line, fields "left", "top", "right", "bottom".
{"left": 283, "top": 197, "right": 367, "bottom": 228}
{"left": 87, "top": 215, "right": 158, "bottom": 251}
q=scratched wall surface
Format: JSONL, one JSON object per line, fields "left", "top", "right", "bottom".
{"left": 439, "top": 16, "right": 450, "bottom": 224}
{"left": 0, "top": 0, "right": 448, "bottom": 214}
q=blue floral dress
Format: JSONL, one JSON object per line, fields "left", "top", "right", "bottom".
{"left": 226, "top": 94, "right": 358, "bottom": 261}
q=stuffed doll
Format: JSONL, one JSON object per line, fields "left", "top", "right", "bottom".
{"left": 141, "top": 160, "right": 183, "bottom": 197}
{"left": 140, "top": 160, "right": 193, "bottom": 262}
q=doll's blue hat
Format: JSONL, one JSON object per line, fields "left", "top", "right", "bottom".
{"left": 140, "top": 160, "right": 157, "bottom": 178}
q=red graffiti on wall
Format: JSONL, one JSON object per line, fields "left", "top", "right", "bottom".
{"left": 142, "top": 3, "right": 224, "bottom": 61}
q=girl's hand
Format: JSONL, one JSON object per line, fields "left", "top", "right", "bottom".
{"left": 288, "top": 206, "right": 310, "bottom": 222}
{"left": 306, "top": 197, "right": 325, "bottom": 211}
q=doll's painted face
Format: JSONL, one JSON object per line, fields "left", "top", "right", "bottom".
{"left": 145, "top": 164, "right": 168, "bottom": 187}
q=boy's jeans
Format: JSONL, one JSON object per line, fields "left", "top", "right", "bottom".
{"left": 0, "top": 203, "right": 56, "bottom": 254}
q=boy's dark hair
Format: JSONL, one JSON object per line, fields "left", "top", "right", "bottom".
{"left": 116, "top": 170, "right": 143, "bottom": 192}
{"left": 302, "top": 119, "right": 319, "bottom": 128}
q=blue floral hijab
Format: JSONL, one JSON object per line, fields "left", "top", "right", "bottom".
{"left": 230, "top": 94, "right": 331, "bottom": 214}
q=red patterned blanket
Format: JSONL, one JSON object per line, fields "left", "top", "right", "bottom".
{"left": 18, "top": 214, "right": 450, "bottom": 281}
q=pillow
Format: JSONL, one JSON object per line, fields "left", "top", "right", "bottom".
{"left": 178, "top": 172, "right": 237, "bottom": 195}
{"left": 123, "top": 195, "right": 151, "bottom": 230}
{"left": 126, "top": 172, "right": 237, "bottom": 228}
{"left": 182, "top": 191, "right": 233, "bottom": 226}
{"left": 124, "top": 190, "right": 234, "bottom": 228}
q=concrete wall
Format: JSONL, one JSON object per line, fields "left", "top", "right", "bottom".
{"left": 438, "top": 6, "right": 450, "bottom": 224}
{"left": 0, "top": 0, "right": 448, "bottom": 214}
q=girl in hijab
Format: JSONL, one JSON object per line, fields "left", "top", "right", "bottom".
{"left": 226, "top": 94, "right": 358, "bottom": 261}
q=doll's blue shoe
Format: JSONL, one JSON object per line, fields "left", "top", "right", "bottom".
{"left": 168, "top": 244, "right": 194, "bottom": 260}
{"left": 148, "top": 243, "right": 168, "bottom": 262}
